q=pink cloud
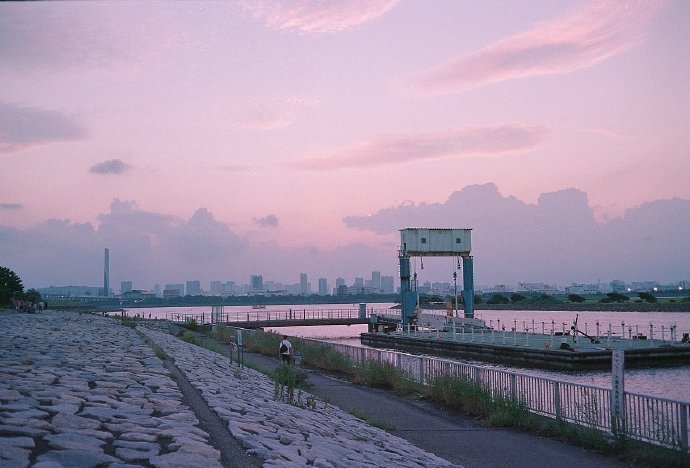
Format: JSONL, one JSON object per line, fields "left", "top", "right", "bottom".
{"left": 399, "top": 0, "right": 666, "bottom": 96}
{"left": 235, "top": 95, "right": 321, "bottom": 130}
{"left": 291, "top": 124, "right": 549, "bottom": 170}
{"left": 240, "top": 0, "right": 399, "bottom": 34}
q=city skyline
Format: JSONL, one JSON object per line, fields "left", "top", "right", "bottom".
{"left": 2, "top": 2, "right": 689, "bottom": 291}
{"left": 39, "top": 266, "right": 686, "bottom": 299}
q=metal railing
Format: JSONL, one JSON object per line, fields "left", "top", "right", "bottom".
{"left": 167, "top": 307, "right": 373, "bottom": 324}
{"left": 313, "top": 339, "right": 689, "bottom": 452}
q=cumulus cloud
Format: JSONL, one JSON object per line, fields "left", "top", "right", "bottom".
{"left": 236, "top": 95, "right": 321, "bottom": 130}
{"left": 255, "top": 214, "right": 279, "bottom": 228}
{"left": 0, "top": 203, "right": 23, "bottom": 210}
{"left": 1, "top": 188, "right": 688, "bottom": 289}
{"left": 90, "top": 159, "right": 131, "bottom": 175}
{"left": 239, "top": 0, "right": 399, "bottom": 34}
{"left": 342, "top": 183, "right": 690, "bottom": 285}
{"left": 292, "top": 124, "right": 548, "bottom": 170}
{"left": 0, "top": 103, "right": 86, "bottom": 154}
{"left": 399, "top": 0, "right": 665, "bottom": 96}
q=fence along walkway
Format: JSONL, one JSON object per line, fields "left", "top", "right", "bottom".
{"left": 167, "top": 307, "right": 369, "bottom": 325}
{"left": 300, "top": 338, "right": 690, "bottom": 453}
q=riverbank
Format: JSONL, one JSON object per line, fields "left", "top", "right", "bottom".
{"left": 473, "top": 302, "right": 690, "bottom": 312}
{"left": 0, "top": 310, "right": 453, "bottom": 466}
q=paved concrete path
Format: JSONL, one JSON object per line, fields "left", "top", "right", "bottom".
{"left": 221, "top": 341, "right": 632, "bottom": 468}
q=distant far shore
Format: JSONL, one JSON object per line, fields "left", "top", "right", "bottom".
{"left": 14, "top": 298, "right": 688, "bottom": 314}
{"left": 461, "top": 302, "right": 690, "bottom": 313}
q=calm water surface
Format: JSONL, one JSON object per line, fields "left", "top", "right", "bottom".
{"left": 124, "top": 304, "right": 690, "bottom": 402}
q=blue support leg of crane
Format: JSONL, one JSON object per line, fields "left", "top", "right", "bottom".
{"left": 399, "top": 256, "right": 416, "bottom": 326}
{"left": 462, "top": 256, "right": 474, "bottom": 319}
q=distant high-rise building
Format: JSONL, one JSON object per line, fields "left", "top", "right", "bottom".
{"left": 186, "top": 280, "right": 201, "bottom": 296}
{"left": 103, "top": 248, "right": 110, "bottom": 297}
{"left": 163, "top": 288, "right": 181, "bottom": 298}
{"left": 251, "top": 275, "right": 264, "bottom": 291}
{"left": 335, "top": 277, "right": 345, "bottom": 287}
{"left": 318, "top": 278, "right": 328, "bottom": 295}
{"left": 121, "top": 281, "right": 133, "bottom": 294}
{"left": 371, "top": 271, "right": 381, "bottom": 290}
{"left": 153, "top": 284, "right": 161, "bottom": 297}
{"left": 165, "top": 284, "right": 184, "bottom": 296}
{"left": 300, "top": 273, "right": 308, "bottom": 294}
{"left": 380, "top": 276, "right": 394, "bottom": 294}
{"left": 210, "top": 281, "right": 237, "bottom": 296}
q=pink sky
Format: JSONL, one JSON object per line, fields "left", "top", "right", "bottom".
{"left": 1, "top": 1, "right": 689, "bottom": 289}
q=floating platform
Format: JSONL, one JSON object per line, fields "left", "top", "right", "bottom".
{"left": 360, "top": 330, "right": 690, "bottom": 371}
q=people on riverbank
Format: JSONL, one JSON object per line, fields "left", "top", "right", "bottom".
{"left": 279, "top": 336, "right": 292, "bottom": 364}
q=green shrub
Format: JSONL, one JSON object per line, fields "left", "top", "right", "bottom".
{"left": 209, "top": 326, "right": 236, "bottom": 344}
{"left": 272, "top": 363, "right": 312, "bottom": 408}
{"left": 185, "top": 318, "right": 198, "bottom": 331}
{"left": 181, "top": 330, "right": 197, "bottom": 345}
{"left": 352, "top": 361, "right": 419, "bottom": 396}
{"left": 296, "top": 340, "right": 353, "bottom": 375}
{"left": 428, "top": 377, "right": 494, "bottom": 416}
{"left": 487, "top": 294, "right": 510, "bottom": 304}
{"left": 243, "top": 330, "right": 282, "bottom": 355}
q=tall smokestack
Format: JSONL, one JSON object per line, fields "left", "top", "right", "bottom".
{"left": 103, "top": 248, "right": 110, "bottom": 297}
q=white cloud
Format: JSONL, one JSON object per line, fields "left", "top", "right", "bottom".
{"left": 399, "top": 0, "right": 666, "bottom": 96}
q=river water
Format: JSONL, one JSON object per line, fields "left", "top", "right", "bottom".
{"left": 122, "top": 303, "right": 690, "bottom": 402}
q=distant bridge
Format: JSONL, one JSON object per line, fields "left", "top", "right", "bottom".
{"left": 166, "top": 307, "right": 388, "bottom": 329}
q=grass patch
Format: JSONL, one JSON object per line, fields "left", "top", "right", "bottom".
{"left": 243, "top": 329, "right": 282, "bottom": 356}
{"left": 152, "top": 343, "right": 168, "bottom": 360}
{"left": 208, "top": 326, "right": 236, "bottom": 345}
{"left": 272, "top": 363, "right": 315, "bottom": 409}
{"left": 201, "top": 340, "right": 222, "bottom": 353}
{"left": 119, "top": 316, "right": 138, "bottom": 329}
{"left": 428, "top": 377, "right": 500, "bottom": 418}
{"left": 192, "top": 327, "right": 690, "bottom": 464}
{"left": 352, "top": 361, "right": 421, "bottom": 397}
{"left": 182, "top": 318, "right": 198, "bottom": 331}
{"left": 181, "top": 330, "right": 198, "bottom": 345}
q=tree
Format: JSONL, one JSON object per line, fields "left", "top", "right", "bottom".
{"left": 510, "top": 293, "right": 527, "bottom": 303}
{"left": 22, "top": 288, "right": 42, "bottom": 304}
{"left": 638, "top": 291, "right": 657, "bottom": 303}
{"left": 567, "top": 293, "right": 586, "bottom": 303}
{"left": 487, "top": 294, "right": 510, "bottom": 304}
{"left": 0, "top": 266, "right": 24, "bottom": 305}
{"left": 600, "top": 292, "right": 629, "bottom": 303}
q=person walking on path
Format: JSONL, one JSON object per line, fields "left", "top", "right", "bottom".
{"left": 279, "top": 336, "right": 292, "bottom": 364}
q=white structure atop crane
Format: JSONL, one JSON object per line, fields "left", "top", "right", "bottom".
{"left": 398, "top": 228, "right": 475, "bottom": 326}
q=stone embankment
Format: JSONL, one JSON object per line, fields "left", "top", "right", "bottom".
{"left": 0, "top": 311, "right": 455, "bottom": 467}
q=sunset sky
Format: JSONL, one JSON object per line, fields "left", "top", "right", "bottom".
{"left": 1, "top": 1, "right": 689, "bottom": 291}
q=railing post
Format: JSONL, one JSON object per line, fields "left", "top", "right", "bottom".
{"left": 681, "top": 403, "right": 689, "bottom": 453}
{"left": 554, "top": 382, "right": 561, "bottom": 420}
{"left": 511, "top": 373, "right": 517, "bottom": 401}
